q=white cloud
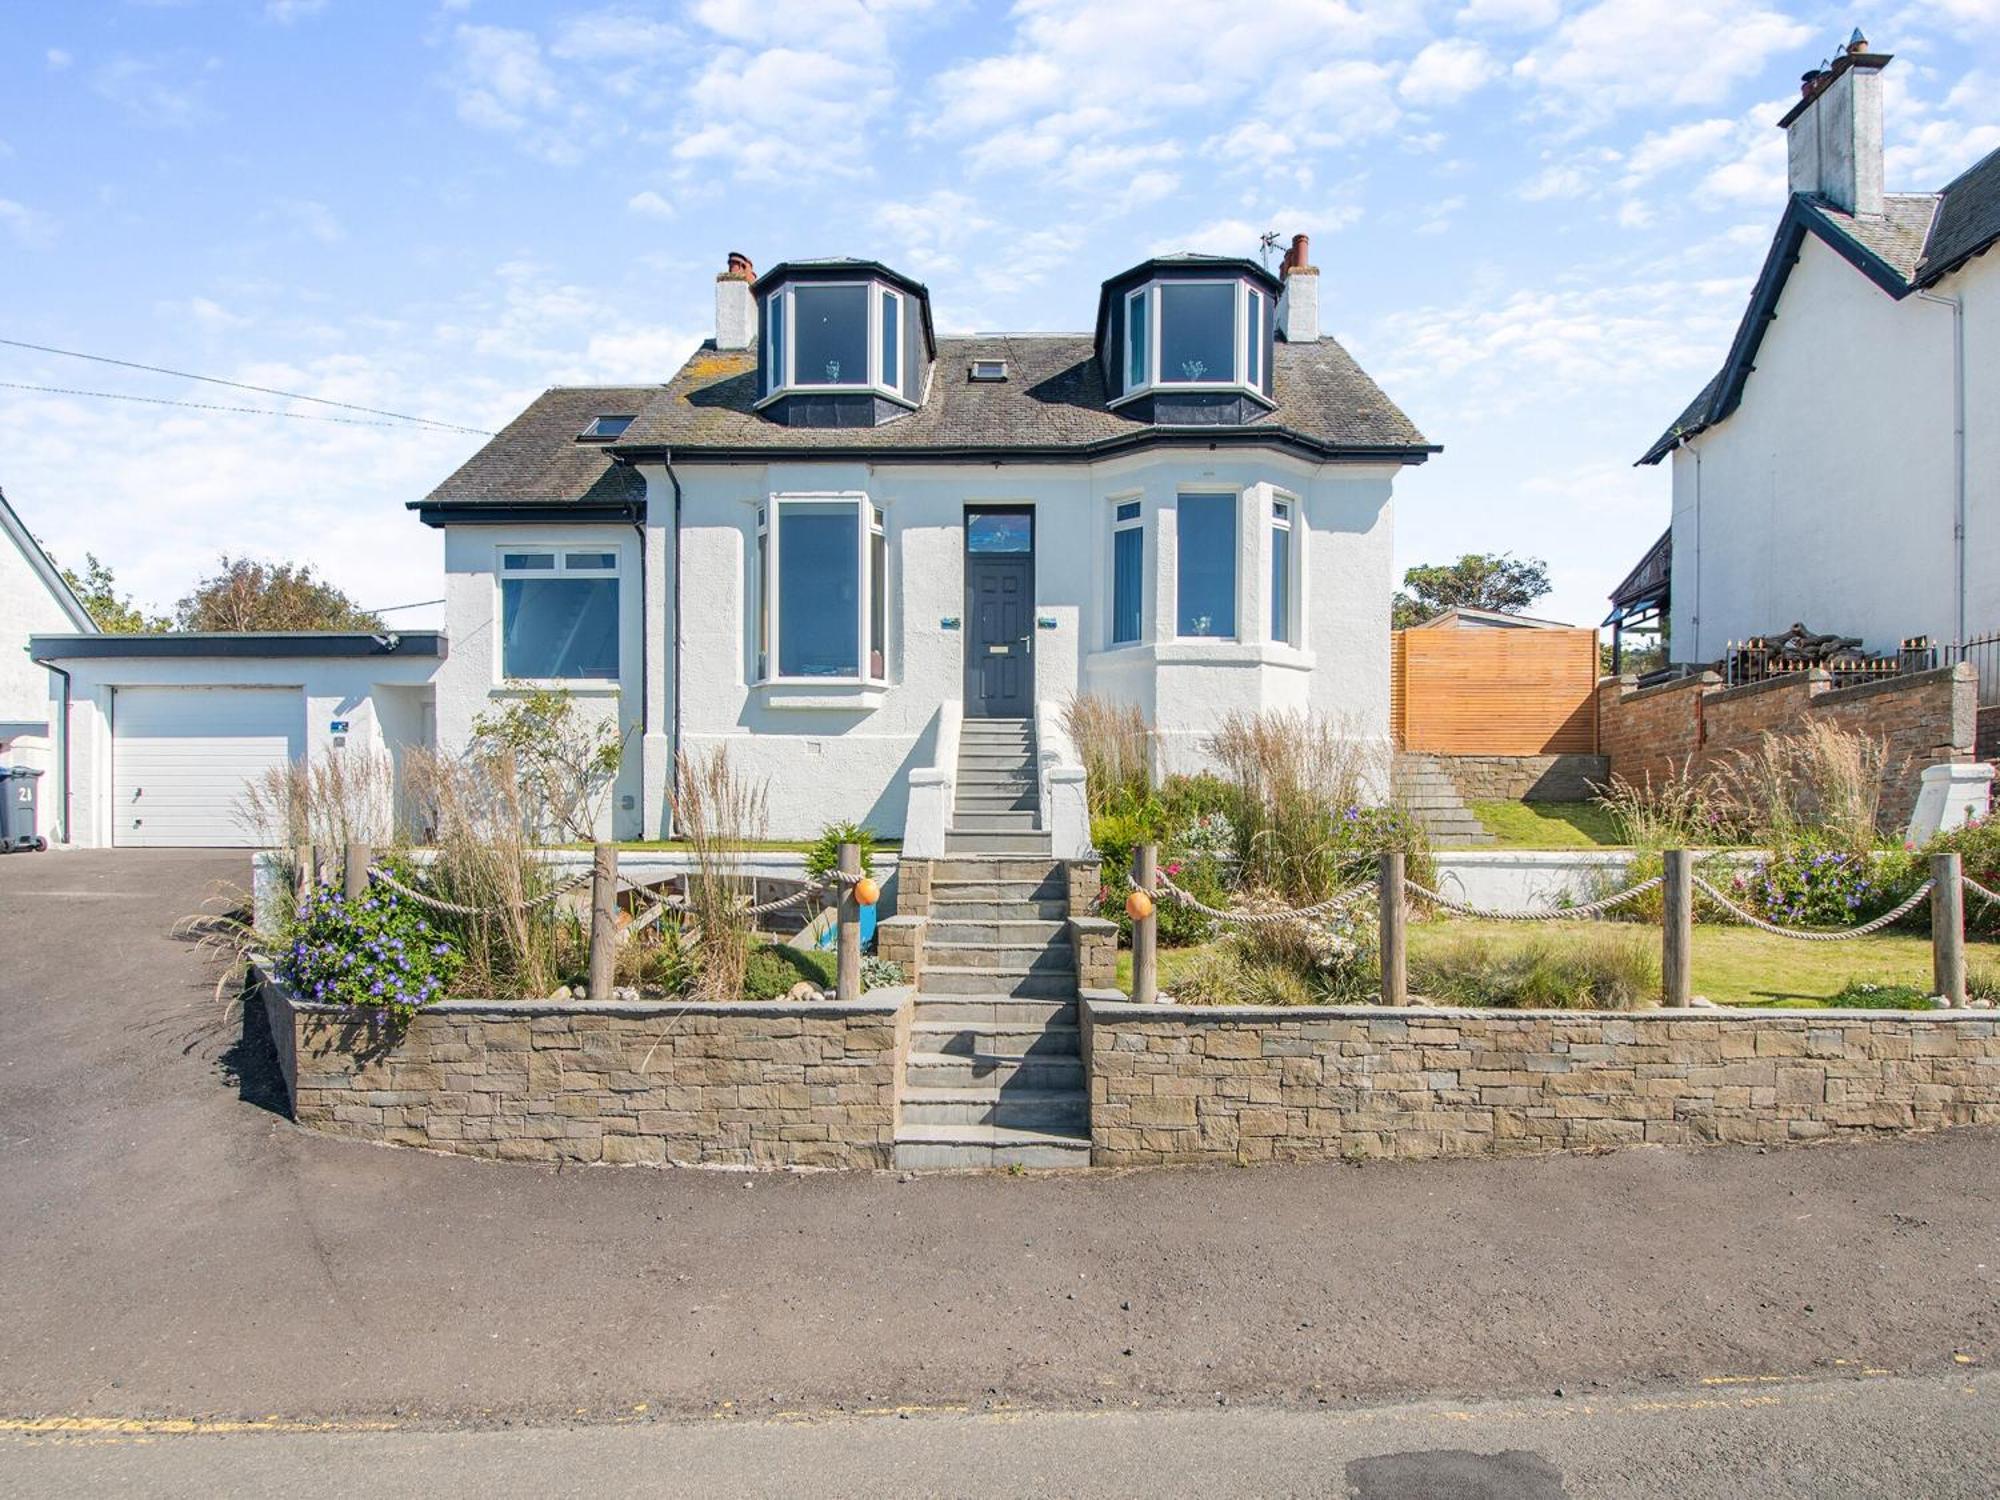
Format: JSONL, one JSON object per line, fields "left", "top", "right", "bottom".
{"left": 46, "top": 48, "right": 72, "bottom": 71}
{"left": 0, "top": 198, "right": 56, "bottom": 249}
{"left": 1514, "top": 0, "right": 1811, "bottom": 122}
{"left": 265, "top": 0, "right": 327, "bottom": 20}
{"left": 1700, "top": 132, "right": 1786, "bottom": 204}
{"left": 1454, "top": 0, "right": 1559, "bottom": 29}
{"left": 273, "top": 197, "right": 343, "bottom": 243}
{"left": 626, "top": 189, "right": 675, "bottom": 220}
{"left": 1399, "top": 40, "right": 1498, "bottom": 107}
{"left": 1518, "top": 161, "right": 1593, "bottom": 201}
{"left": 92, "top": 54, "right": 216, "bottom": 129}
{"left": 1621, "top": 118, "right": 1737, "bottom": 185}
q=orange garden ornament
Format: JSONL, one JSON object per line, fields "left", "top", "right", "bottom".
{"left": 854, "top": 876, "right": 881, "bottom": 908}
{"left": 1125, "top": 888, "right": 1155, "bottom": 922}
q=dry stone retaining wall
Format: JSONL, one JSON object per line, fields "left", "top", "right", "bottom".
{"left": 259, "top": 964, "right": 911, "bottom": 1169}
{"left": 1431, "top": 753, "right": 1610, "bottom": 803}
{"left": 1082, "top": 995, "right": 2000, "bottom": 1167}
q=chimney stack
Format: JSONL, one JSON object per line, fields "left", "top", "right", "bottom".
{"left": 715, "top": 251, "right": 757, "bottom": 350}
{"left": 1275, "top": 233, "right": 1318, "bottom": 343}
{"left": 1779, "top": 32, "right": 1888, "bottom": 216}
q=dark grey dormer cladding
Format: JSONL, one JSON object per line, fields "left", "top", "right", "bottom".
{"left": 754, "top": 260, "right": 936, "bottom": 428}
{"left": 1096, "top": 256, "right": 1281, "bottom": 427}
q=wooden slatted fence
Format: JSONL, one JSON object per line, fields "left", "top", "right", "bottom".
{"left": 1391, "top": 627, "right": 1600, "bottom": 754}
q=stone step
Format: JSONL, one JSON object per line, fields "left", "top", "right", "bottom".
{"left": 956, "top": 752, "right": 1038, "bottom": 772}
{"left": 911, "top": 995, "right": 1076, "bottom": 1025}
{"left": 909, "top": 1017, "right": 1081, "bottom": 1056}
{"left": 902, "top": 1050, "right": 1084, "bottom": 1092}
{"left": 892, "top": 1123, "right": 1091, "bottom": 1171}
{"left": 899, "top": 1087, "right": 1088, "bottom": 1130}
{"left": 931, "top": 860, "right": 1065, "bottom": 883}
{"left": 926, "top": 917, "right": 1068, "bottom": 945}
{"left": 928, "top": 897, "right": 1071, "bottom": 921}
{"left": 926, "top": 941, "right": 1075, "bottom": 973}
{"left": 955, "top": 791, "right": 1039, "bottom": 812}
{"left": 945, "top": 830, "right": 1053, "bottom": 856}
{"left": 919, "top": 965, "right": 1077, "bottom": 998}
{"left": 950, "top": 810, "right": 1041, "bottom": 831}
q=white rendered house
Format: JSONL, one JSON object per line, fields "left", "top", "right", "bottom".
{"left": 418, "top": 241, "right": 1434, "bottom": 848}
{"left": 2, "top": 488, "right": 97, "bottom": 843}
{"left": 1634, "top": 37, "right": 2000, "bottom": 665}
{"left": 35, "top": 241, "right": 1434, "bottom": 849}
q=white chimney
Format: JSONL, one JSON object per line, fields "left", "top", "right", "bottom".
{"left": 1781, "top": 34, "right": 1888, "bottom": 217}
{"left": 715, "top": 250, "right": 757, "bottom": 350}
{"left": 1275, "top": 233, "right": 1318, "bottom": 342}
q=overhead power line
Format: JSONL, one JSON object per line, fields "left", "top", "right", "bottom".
{"left": 0, "top": 380, "right": 436, "bottom": 429}
{"left": 0, "top": 335, "right": 494, "bottom": 436}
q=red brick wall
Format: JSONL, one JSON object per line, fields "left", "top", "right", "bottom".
{"left": 1596, "top": 664, "right": 1976, "bottom": 830}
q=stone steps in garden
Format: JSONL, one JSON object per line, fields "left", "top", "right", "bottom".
{"left": 1393, "top": 752, "right": 1494, "bottom": 846}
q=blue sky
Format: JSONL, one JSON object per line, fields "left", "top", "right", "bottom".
{"left": 2, "top": 0, "right": 1996, "bottom": 630}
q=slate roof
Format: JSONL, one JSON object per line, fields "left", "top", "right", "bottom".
{"left": 613, "top": 333, "right": 1431, "bottom": 460}
{"left": 423, "top": 385, "right": 656, "bottom": 509}
{"left": 1639, "top": 152, "right": 2000, "bottom": 466}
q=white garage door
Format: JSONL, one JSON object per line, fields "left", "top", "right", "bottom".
{"left": 112, "top": 687, "right": 305, "bottom": 847}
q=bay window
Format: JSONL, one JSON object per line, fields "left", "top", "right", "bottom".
{"left": 1117, "top": 277, "right": 1273, "bottom": 402}
{"left": 1176, "top": 492, "right": 1237, "bottom": 639}
{"left": 760, "top": 279, "right": 911, "bottom": 403}
{"left": 757, "top": 496, "right": 887, "bottom": 682}
{"left": 500, "top": 549, "right": 619, "bottom": 681}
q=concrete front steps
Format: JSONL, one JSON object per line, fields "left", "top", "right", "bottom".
{"left": 946, "top": 717, "right": 1050, "bottom": 856}
{"left": 894, "top": 853, "right": 1090, "bottom": 1170}
{"left": 1393, "top": 752, "right": 1494, "bottom": 846}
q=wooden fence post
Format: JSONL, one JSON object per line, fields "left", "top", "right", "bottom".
{"left": 589, "top": 841, "right": 618, "bottom": 1001}
{"left": 343, "top": 841, "right": 371, "bottom": 902}
{"left": 1378, "top": 851, "right": 1407, "bottom": 1006}
{"left": 1662, "top": 849, "right": 1692, "bottom": 1007}
{"left": 836, "top": 841, "right": 862, "bottom": 1003}
{"left": 1932, "top": 851, "right": 1966, "bottom": 1007}
{"left": 1133, "top": 843, "right": 1158, "bottom": 1004}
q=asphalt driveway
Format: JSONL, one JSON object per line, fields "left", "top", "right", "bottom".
{"left": 0, "top": 850, "right": 1995, "bottom": 1427}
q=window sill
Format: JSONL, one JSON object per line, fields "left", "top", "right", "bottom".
{"left": 753, "top": 679, "right": 889, "bottom": 711}
{"left": 1084, "top": 641, "right": 1316, "bottom": 672}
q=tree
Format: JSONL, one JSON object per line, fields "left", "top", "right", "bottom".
{"left": 59, "top": 553, "right": 165, "bottom": 634}
{"left": 1392, "top": 553, "right": 1553, "bottom": 631}
{"left": 175, "top": 555, "right": 382, "bottom": 632}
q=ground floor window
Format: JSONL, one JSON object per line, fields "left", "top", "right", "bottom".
{"left": 1176, "top": 491, "right": 1237, "bottom": 639}
{"left": 1271, "top": 496, "right": 1294, "bottom": 644}
{"left": 758, "top": 496, "right": 886, "bottom": 681}
{"left": 1111, "top": 499, "right": 1143, "bottom": 645}
{"left": 499, "top": 548, "right": 619, "bottom": 681}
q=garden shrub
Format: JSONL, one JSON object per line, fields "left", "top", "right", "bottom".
{"left": 1410, "top": 927, "right": 1658, "bottom": 1010}
{"left": 1091, "top": 785, "right": 1228, "bottom": 946}
{"left": 742, "top": 943, "right": 836, "bottom": 1000}
{"left": 1730, "top": 836, "right": 1921, "bottom": 928}
{"left": 1925, "top": 815, "right": 2000, "bottom": 938}
{"left": 861, "top": 955, "right": 906, "bottom": 991}
{"left": 1826, "top": 980, "right": 1937, "bottom": 1010}
{"left": 1167, "top": 896, "right": 1378, "bottom": 1007}
{"left": 280, "top": 884, "right": 463, "bottom": 1026}
{"left": 805, "top": 819, "right": 877, "bottom": 881}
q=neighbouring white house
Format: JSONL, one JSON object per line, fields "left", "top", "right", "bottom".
{"left": 35, "top": 238, "right": 1434, "bottom": 849}
{"left": 2, "top": 487, "right": 97, "bottom": 843}
{"left": 1628, "top": 33, "right": 2000, "bottom": 669}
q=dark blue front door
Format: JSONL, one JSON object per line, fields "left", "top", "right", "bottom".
{"left": 964, "top": 508, "right": 1034, "bottom": 718}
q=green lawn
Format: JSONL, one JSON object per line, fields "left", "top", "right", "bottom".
{"left": 1115, "top": 919, "right": 1983, "bottom": 1009}
{"left": 1465, "top": 800, "right": 1624, "bottom": 848}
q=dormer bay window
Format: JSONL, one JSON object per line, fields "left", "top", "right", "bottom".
{"left": 757, "top": 266, "right": 929, "bottom": 415}
{"left": 1121, "top": 279, "right": 1272, "bottom": 400}
{"left": 1098, "top": 257, "right": 1279, "bottom": 423}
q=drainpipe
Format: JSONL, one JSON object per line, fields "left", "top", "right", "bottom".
{"left": 663, "top": 454, "right": 685, "bottom": 839}
{"left": 1916, "top": 288, "right": 1968, "bottom": 646}
{"left": 30, "top": 653, "right": 72, "bottom": 845}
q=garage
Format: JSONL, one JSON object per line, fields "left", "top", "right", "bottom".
{"left": 112, "top": 686, "right": 305, "bottom": 847}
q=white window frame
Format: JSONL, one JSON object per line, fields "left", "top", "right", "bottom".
{"left": 1115, "top": 278, "right": 1274, "bottom": 409}
{"left": 1173, "top": 488, "right": 1242, "bottom": 642}
{"left": 756, "top": 493, "right": 889, "bottom": 687}
{"left": 758, "top": 280, "right": 911, "bottom": 408}
{"left": 1269, "top": 493, "right": 1298, "bottom": 646}
{"left": 494, "top": 545, "right": 622, "bottom": 686}
{"left": 1108, "top": 495, "right": 1145, "bottom": 648}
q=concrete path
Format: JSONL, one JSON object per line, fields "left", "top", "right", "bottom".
{"left": 0, "top": 852, "right": 1995, "bottom": 1436}
{"left": 4, "top": 1372, "right": 1995, "bottom": 1498}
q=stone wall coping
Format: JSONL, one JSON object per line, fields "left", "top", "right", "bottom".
{"left": 1067, "top": 915, "right": 1119, "bottom": 933}
{"left": 1707, "top": 670, "right": 1829, "bottom": 706}
{"left": 254, "top": 957, "right": 911, "bottom": 1021}
{"left": 1079, "top": 994, "right": 1983, "bottom": 1025}
{"left": 1610, "top": 670, "right": 1721, "bottom": 705}
{"left": 1816, "top": 661, "right": 1972, "bottom": 708}
{"left": 877, "top": 913, "right": 927, "bottom": 928}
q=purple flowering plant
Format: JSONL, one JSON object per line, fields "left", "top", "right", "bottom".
{"left": 279, "top": 883, "right": 464, "bottom": 1027}
{"left": 1737, "top": 834, "right": 1919, "bottom": 929}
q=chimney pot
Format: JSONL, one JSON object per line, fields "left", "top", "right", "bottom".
{"left": 723, "top": 251, "right": 754, "bottom": 281}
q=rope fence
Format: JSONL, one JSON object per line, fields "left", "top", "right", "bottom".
{"left": 1122, "top": 844, "right": 1982, "bottom": 1009}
